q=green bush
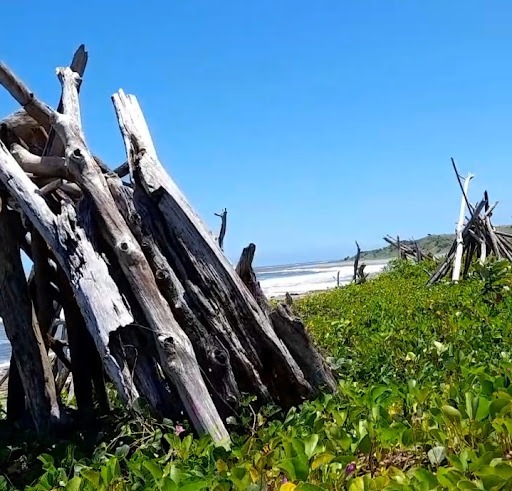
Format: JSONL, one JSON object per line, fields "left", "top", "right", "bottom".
{"left": 3, "top": 259, "right": 512, "bottom": 490}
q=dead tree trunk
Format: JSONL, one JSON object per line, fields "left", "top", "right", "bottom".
{"left": 353, "top": 241, "right": 361, "bottom": 283}
{"left": 236, "top": 243, "right": 337, "bottom": 393}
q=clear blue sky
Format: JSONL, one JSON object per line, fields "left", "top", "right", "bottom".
{"left": 1, "top": 1, "right": 512, "bottom": 266}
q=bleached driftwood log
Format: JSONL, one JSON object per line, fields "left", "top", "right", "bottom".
{"left": 452, "top": 172, "right": 474, "bottom": 282}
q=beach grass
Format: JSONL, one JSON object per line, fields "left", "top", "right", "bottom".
{"left": 2, "top": 259, "right": 512, "bottom": 489}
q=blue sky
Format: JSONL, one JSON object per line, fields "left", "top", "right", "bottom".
{"left": 1, "top": 1, "right": 512, "bottom": 266}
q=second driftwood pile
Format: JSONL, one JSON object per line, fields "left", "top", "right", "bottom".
{"left": 0, "top": 46, "right": 335, "bottom": 445}
{"left": 428, "top": 191, "right": 512, "bottom": 284}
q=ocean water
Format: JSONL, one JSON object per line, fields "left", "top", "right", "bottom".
{"left": 0, "top": 258, "right": 389, "bottom": 367}
{"left": 257, "top": 258, "right": 389, "bottom": 297}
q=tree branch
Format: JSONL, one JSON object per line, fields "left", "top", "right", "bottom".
{"left": 0, "top": 63, "right": 53, "bottom": 128}
{"left": 214, "top": 208, "right": 227, "bottom": 250}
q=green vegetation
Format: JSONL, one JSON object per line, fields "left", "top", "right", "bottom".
{"left": 3, "top": 259, "right": 512, "bottom": 489}
{"left": 345, "top": 225, "right": 512, "bottom": 261}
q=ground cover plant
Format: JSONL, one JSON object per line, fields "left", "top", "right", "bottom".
{"left": 2, "top": 259, "right": 512, "bottom": 490}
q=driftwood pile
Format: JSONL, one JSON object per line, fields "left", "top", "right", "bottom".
{"left": 383, "top": 235, "right": 434, "bottom": 263}
{"left": 427, "top": 192, "right": 510, "bottom": 284}
{"left": 0, "top": 46, "right": 335, "bottom": 445}
{"left": 427, "top": 159, "right": 512, "bottom": 284}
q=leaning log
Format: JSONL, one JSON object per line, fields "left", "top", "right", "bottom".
{"left": 235, "top": 243, "right": 337, "bottom": 393}
{"left": 0, "top": 204, "right": 60, "bottom": 432}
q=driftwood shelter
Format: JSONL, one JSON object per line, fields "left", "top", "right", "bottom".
{"left": 0, "top": 46, "right": 335, "bottom": 445}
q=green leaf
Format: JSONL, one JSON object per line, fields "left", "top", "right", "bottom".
{"left": 338, "top": 429, "right": 352, "bottom": 450}
{"left": 357, "top": 433, "right": 371, "bottom": 453}
{"left": 115, "top": 444, "right": 130, "bottom": 459}
{"left": 456, "top": 480, "right": 480, "bottom": 490}
{"left": 304, "top": 434, "right": 319, "bottom": 459}
{"left": 441, "top": 404, "right": 462, "bottom": 422}
{"left": 465, "top": 392, "right": 479, "bottom": 419}
{"left": 348, "top": 477, "right": 365, "bottom": 491}
{"left": 37, "top": 454, "right": 55, "bottom": 470}
{"left": 311, "top": 452, "right": 334, "bottom": 470}
{"left": 468, "top": 451, "right": 499, "bottom": 472}
{"left": 476, "top": 397, "right": 491, "bottom": 420}
{"left": 489, "top": 398, "right": 511, "bottom": 416}
{"left": 427, "top": 446, "right": 446, "bottom": 466}
{"left": 144, "top": 460, "right": 163, "bottom": 480}
{"left": 65, "top": 477, "right": 82, "bottom": 491}
{"left": 81, "top": 469, "right": 100, "bottom": 487}
{"left": 179, "top": 481, "right": 208, "bottom": 491}
{"left": 297, "top": 484, "right": 327, "bottom": 491}
{"left": 413, "top": 468, "right": 437, "bottom": 488}
{"left": 278, "top": 455, "right": 309, "bottom": 481}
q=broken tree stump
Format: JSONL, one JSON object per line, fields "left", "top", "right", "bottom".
{"left": 236, "top": 243, "right": 337, "bottom": 393}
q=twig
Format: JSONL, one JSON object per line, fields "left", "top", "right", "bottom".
{"left": 451, "top": 158, "right": 474, "bottom": 214}
{"left": 214, "top": 208, "right": 227, "bottom": 250}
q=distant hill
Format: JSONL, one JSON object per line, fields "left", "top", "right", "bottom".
{"left": 345, "top": 225, "right": 512, "bottom": 261}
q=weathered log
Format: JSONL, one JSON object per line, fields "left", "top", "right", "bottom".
{"left": 269, "top": 304, "right": 337, "bottom": 392}
{"left": 113, "top": 90, "right": 312, "bottom": 408}
{"left": 0, "top": 140, "right": 137, "bottom": 405}
{"left": 107, "top": 178, "right": 241, "bottom": 416}
{"left": 58, "top": 267, "right": 103, "bottom": 414}
{"left": 485, "top": 217, "right": 501, "bottom": 259}
{"left": 0, "top": 110, "right": 48, "bottom": 155}
{"left": 0, "top": 204, "right": 60, "bottom": 432}
{"left": 235, "top": 243, "right": 337, "bottom": 393}
{"left": 76, "top": 192, "right": 188, "bottom": 419}
{"left": 10, "top": 144, "right": 68, "bottom": 178}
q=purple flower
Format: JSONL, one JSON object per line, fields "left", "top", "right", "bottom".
{"left": 281, "top": 475, "right": 288, "bottom": 483}
{"left": 174, "top": 424, "right": 185, "bottom": 436}
{"left": 345, "top": 462, "right": 356, "bottom": 475}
